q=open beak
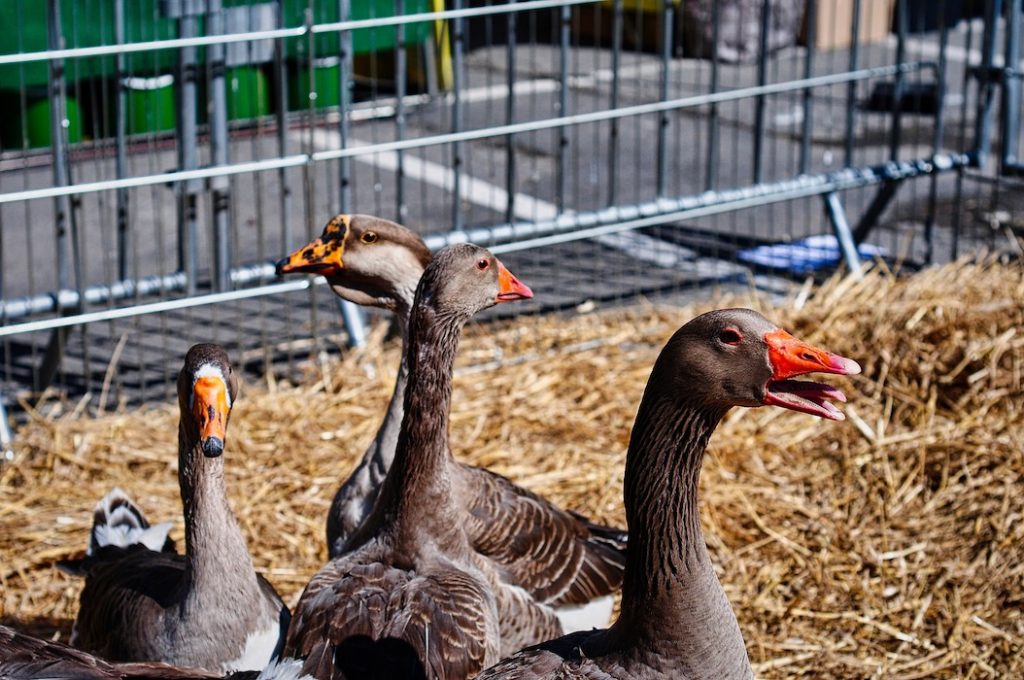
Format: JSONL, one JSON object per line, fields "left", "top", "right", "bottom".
{"left": 192, "top": 377, "right": 230, "bottom": 457}
{"left": 763, "top": 328, "right": 861, "bottom": 421}
{"left": 275, "top": 237, "right": 344, "bottom": 277}
{"left": 495, "top": 259, "right": 533, "bottom": 303}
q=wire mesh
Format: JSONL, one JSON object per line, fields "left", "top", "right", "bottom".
{"left": 0, "top": 0, "right": 1019, "bottom": 424}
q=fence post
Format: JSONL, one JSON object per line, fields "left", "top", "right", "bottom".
{"left": 208, "top": 0, "right": 232, "bottom": 293}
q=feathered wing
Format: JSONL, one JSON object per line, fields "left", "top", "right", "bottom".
{"left": 474, "top": 631, "right": 615, "bottom": 680}
{"left": 0, "top": 625, "right": 244, "bottom": 680}
{"left": 285, "top": 550, "right": 499, "bottom": 680}
{"left": 69, "top": 545, "right": 184, "bottom": 656}
{"left": 459, "top": 465, "right": 626, "bottom": 606}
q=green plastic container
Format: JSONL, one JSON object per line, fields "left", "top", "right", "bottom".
{"left": 123, "top": 74, "right": 177, "bottom": 134}
{"left": 289, "top": 58, "right": 342, "bottom": 111}
{"left": 227, "top": 66, "right": 270, "bottom": 120}
{"left": 0, "top": 95, "right": 83, "bottom": 149}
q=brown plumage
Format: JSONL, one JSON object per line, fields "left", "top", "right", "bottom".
{"left": 0, "top": 625, "right": 264, "bottom": 680}
{"left": 282, "top": 244, "right": 560, "bottom": 680}
{"left": 277, "top": 215, "right": 626, "bottom": 629}
{"left": 67, "top": 345, "right": 290, "bottom": 673}
{"left": 476, "top": 309, "right": 861, "bottom": 680}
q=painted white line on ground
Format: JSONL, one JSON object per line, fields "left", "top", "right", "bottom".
{"left": 299, "top": 127, "right": 745, "bottom": 278}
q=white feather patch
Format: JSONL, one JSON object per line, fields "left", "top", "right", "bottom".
{"left": 225, "top": 625, "right": 282, "bottom": 672}
{"left": 255, "top": 658, "right": 317, "bottom": 680}
{"left": 555, "top": 596, "right": 615, "bottom": 633}
{"left": 89, "top": 488, "right": 169, "bottom": 554}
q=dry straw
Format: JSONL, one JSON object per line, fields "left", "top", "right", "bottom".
{"left": 1, "top": 258, "right": 1022, "bottom": 678}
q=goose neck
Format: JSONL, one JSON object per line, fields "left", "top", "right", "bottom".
{"left": 178, "top": 429, "right": 256, "bottom": 599}
{"left": 611, "top": 386, "right": 749, "bottom": 675}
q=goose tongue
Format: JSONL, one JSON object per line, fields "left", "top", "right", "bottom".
{"left": 763, "top": 328, "right": 860, "bottom": 421}
{"left": 495, "top": 259, "right": 533, "bottom": 302}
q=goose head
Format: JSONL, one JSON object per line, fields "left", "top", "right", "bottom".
{"left": 416, "top": 243, "right": 533, "bottom": 319}
{"left": 659, "top": 308, "right": 860, "bottom": 420}
{"left": 177, "top": 344, "right": 238, "bottom": 458}
{"left": 276, "top": 214, "right": 433, "bottom": 312}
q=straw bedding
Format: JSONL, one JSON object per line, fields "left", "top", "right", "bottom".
{"left": 1, "top": 258, "right": 1022, "bottom": 678}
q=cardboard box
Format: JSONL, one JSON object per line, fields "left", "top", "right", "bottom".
{"left": 803, "top": 0, "right": 895, "bottom": 50}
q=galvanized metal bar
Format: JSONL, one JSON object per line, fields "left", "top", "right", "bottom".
{"left": 47, "top": 0, "right": 71, "bottom": 293}
{"left": 338, "top": 0, "right": 353, "bottom": 212}
{"left": 752, "top": 0, "right": 771, "bottom": 184}
{"left": 395, "top": 0, "right": 407, "bottom": 222}
{"left": 655, "top": 0, "right": 672, "bottom": 197}
{"left": 274, "top": 0, "right": 293, "bottom": 252}
{"left": 557, "top": 1, "right": 571, "bottom": 213}
{"left": 450, "top": 0, "right": 465, "bottom": 230}
{"left": 0, "top": 152, "right": 969, "bottom": 335}
{"left": 505, "top": 0, "right": 518, "bottom": 224}
{"left": 853, "top": 179, "right": 903, "bottom": 244}
{"left": 972, "top": 0, "right": 1002, "bottom": 167}
{"left": 607, "top": 0, "right": 623, "bottom": 204}
{"left": 924, "top": 0, "right": 951, "bottom": 263}
{"left": 208, "top": 0, "right": 232, "bottom": 292}
{"left": 823, "top": 192, "right": 863, "bottom": 278}
{"left": 114, "top": 0, "right": 129, "bottom": 281}
{"left": 888, "top": 0, "right": 908, "bottom": 163}
{"left": 40, "top": 0, "right": 75, "bottom": 395}
{"left": 1002, "top": 0, "right": 1022, "bottom": 170}
{"left": 327, "top": 0, "right": 363, "bottom": 348}
{"left": 843, "top": 0, "right": 862, "bottom": 167}
{"left": 177, "top": 11, "right": 200, "bottom": 296}
{"left": 0, "top": 61, "right": 935, "bottom": 206}
{"left": 0, "top": 0, "right": 600, "bottom": 66}
{"left": 705, "top": 0, "right": 721, "bottom": 192}
{"left": 799, "top": 0, "right": 816, "bottom": 175}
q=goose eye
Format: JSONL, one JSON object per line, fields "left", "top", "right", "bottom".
{"left": 360, "top": 231, "right": 379, "bottom": 244}
{"left": 719, "top": 328, "right": 743, "bottom": 345}
{"left": 476, "top": 258, "right": 490, "bottom": 271}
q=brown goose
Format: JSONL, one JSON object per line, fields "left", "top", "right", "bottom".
{"left": 0, "top": 625, "right": 309, "bottom": 680}
{"left": 281, "top": 244, "right": 559, "bottom": 680}
{"left": 475, "top": 309, "right": 861, "bottom": 680}
{"left": 277, "top": 214, "right": 626, "bottom": 631}
{"left": 66, "top": 345, "right": 290, "bottom": 673}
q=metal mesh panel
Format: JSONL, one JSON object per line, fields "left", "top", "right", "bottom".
{"left": 1, "top": 0, "right": 1021, "bottom": 436}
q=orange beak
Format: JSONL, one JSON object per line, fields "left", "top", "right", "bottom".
{"left": 275, "top": 237, "right": 345, "bottom": 277}
{"left": 763, "top": 328, "right": 860, "bottom": 421}
{"left": 495, "top": 259, "right": 533, "bottom": 303}
{"left": 192, "top": 377, "right": 230, "bottom": 457}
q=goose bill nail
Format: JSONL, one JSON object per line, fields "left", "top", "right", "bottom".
{"left": 495, "top": 260, "right": 534, "bottom": 302}
{"left": 193, "top": 377, "right": 229, "bottom": 455}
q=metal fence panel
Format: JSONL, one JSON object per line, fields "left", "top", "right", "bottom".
{"left": 1, "top": 0, "right": 1021, "bottom": 433}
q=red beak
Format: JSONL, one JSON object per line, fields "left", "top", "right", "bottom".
{"left": 495, "top": 259, "right": 533, "bottom": 303}
{"left": 762, "top": 328, "right": 860, "bottom": 421}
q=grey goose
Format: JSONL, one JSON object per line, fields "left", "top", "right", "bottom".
{"left": 277, "top": 214, "right": 626, "bottom": 632}
{"left": 62, "top": 344, "right": 290, "bottom": 674}
{"left": 280, "top": 244, "right": 560, "bottom": 679}
{"left": 475, "top": 309, "right": 861, "bottom": 680}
